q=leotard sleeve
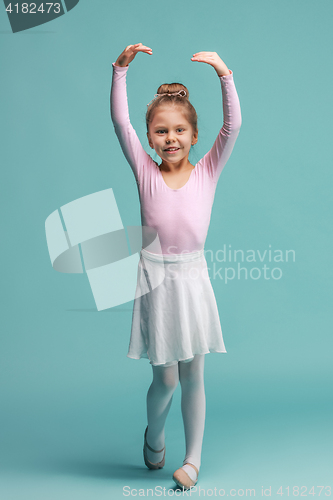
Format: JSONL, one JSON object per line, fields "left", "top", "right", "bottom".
{"left": 110, "top": 63, "right": 153, "bottom": 184}
{"left": 199, "top": 70, "right": 242, "bottom": 182}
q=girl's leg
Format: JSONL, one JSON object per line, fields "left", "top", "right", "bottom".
{"left": 146, "top": 362, "right": 179, "bottom": 463}
{"left": 178, "top": 354, "right": 206, "bottom": 472}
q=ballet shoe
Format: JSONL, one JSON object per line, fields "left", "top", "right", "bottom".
{"left": 143, "top": 426, "right": 165, "bottom": 470}
{"left": 173, "top": 462, "right": 199, "bottom": 489}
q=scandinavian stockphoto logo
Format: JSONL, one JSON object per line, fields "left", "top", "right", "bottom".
{"left": 3, "top": 0, "right": 80, "bottom": 33}
{"left": 164, "top": 245, "right": 296, "bottom": 284}
{"left": 45, "top": 189, "right": 294, "bottom": 310}
{"left": 205, "top": 245, "right": 296, "bottom": 284}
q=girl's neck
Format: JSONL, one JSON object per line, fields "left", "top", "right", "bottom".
{"left": 159, "top": 157, "right": 195, "bottom": 173}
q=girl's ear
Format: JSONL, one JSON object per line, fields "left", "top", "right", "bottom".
{"left": 192, "top": 131, "right": 198, "bottom": 146}
{"left": 147, "top": 132, "right": 154, "bottom": 149}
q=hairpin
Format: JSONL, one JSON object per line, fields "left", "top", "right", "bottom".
{"left": 147, "top": 89, "right": 187, "bottom": 107}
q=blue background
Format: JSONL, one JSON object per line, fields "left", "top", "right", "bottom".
{"left": 1, "top": 0, "right": 332, "bottom": 498}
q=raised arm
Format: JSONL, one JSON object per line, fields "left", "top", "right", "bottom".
{"left": 191, "top": 51, "right": 242, "bottom": 181}
{"left": 110, "top": 44, "right": 153, "bottom": 181}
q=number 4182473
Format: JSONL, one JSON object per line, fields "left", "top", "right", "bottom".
{"left": 6, "top": 3, "right": 61, "bottom": 14}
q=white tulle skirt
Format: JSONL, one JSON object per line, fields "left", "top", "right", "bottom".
{"left": 127, "top": 247, "right": 227, "bottom": 367}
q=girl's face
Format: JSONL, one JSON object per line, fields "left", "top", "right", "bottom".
{"left": 147, "top": 106, "right": 198, "bottom": 165}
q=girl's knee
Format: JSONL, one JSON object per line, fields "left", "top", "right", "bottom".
{"left": 162, "top": 373, "right": 179, "bottom": 391}
{"left": 153, "top": 365, "right": 179, "bottom": 392}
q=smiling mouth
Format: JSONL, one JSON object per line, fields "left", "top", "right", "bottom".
{"left": 164, "top": 147, "right": 180, "bottom": 151}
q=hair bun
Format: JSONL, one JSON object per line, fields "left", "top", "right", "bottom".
{"left": 157, "top": 83, "right": 190, "bottom": 99}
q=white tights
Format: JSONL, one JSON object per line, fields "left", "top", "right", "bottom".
{"left": 146, "top": 354, "right": 205, "bottom": 471}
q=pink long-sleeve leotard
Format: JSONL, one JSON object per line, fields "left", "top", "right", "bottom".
{"left": 110, "top": 63, "right": 242, "bottom": 255}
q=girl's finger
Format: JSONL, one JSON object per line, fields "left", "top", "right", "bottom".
{"left": 192, "top": 56, "right": 216, "bottom": 61}
{"left": 191, "top": 57, "right": 214, "bottom": 62}
{"left": 126, "top": 43, "right": 151, "bottom": 52}
{"left": 192, "top": 54, "right": 214, "bottom": 58}
{"left": 134, "top": 45, "right": 152, "bottom": 52}
{"left": 134, "top": 43, "right": 151, "bottom": 49}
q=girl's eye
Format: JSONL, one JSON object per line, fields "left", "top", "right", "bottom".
{"left": 156, "top": 130, "right": 166, "bottom": 134}
{"left": 176, "top": 128, "right": 184, "bottom": 133}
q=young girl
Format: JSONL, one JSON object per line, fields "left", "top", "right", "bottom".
{"left": 110, "top": 43, "right": 241, "bottom": 489}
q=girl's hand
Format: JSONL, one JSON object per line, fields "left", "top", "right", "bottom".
{"left": 115, "top": 43, "right": 153, "bottom": 67}
{"left": 191, "top": 52, "right": 230, "bottom": 77}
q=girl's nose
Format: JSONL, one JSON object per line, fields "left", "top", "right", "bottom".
{"left": 166, "top": 134, "right": 175, "bottom": 143}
